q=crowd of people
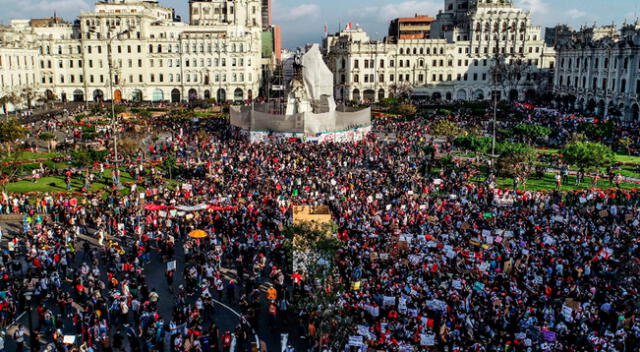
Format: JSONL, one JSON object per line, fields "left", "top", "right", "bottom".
{"left": 1, "top": 105, "right": 640, "bottom": 352}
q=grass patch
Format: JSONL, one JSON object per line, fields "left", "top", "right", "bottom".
{"left": 1, "top": 151, "right": 62, "bottom": 162}
{"left": 614, "top": 154, "right": 640, "bottom": 164}
{"left": 6, "top": 177, "right": 107, "bottom": 193}
{"left": 473, "top": 172, "right": 639, "bottom": 192}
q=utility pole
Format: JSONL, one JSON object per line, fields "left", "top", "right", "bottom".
{"left": 106, "top": 28, "right": 130, "bottom": 189}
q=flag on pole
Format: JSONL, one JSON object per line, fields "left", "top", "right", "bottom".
{"left": 345, "top": 22, "right": 353, "bottom": 31}
{"left": 324, "top": 24, "right": 328, "bottom": 36}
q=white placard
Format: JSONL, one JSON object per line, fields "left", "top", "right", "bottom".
{"left": 383, "top": 296, "right": 396, "bottom": 307}
{"left": 348, "top": 335, "right": 363, "bottom": 347}
{"left": 420, "top": 333, "right": 435, "bottom": 346}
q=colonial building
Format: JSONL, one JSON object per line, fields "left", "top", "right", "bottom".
{"left": 552, "top": 22, "right": 640, "bottom": 120}
{"left": 324, "top": 0, "right": 555, "bottom": 103}
{"left": 0, "top": 0, "right": 270, "bottom": 111}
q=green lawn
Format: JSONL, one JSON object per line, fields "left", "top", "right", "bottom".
{"left": 614, "top": 154, "right": 640, "bottom": 164}
{"left": 6, "top": 177, "right": 107, "bottom": 193}
{"left": 536, "top": 148, "right": 560, "bottom": 155}
{"left": 473, "top": 173, "right": 639, "bottom": 192}
{"left": 4, "top": 167, "right": 182, "bottom": 194}
{"left": 1, "top": 151, "right": 62, "bottom": 162}
{"left": 535, "top": 148, "right": 640, "bottom": 166}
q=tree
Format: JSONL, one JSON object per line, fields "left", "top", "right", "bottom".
{"left": 0, "top": 118, "right": 26, "bottom": 154}
{"left": 71, "top": 149, "right": 108, "bottom": 167}
{"left": 117, "top": 138, "right": 140, "bottom": 158}
{"left": 37, "top": 91, "right": 57, "bottom": 110}
{"left": 561, "top": 142, "right": 615, "bottom": 172}
{"left": 453, "top": 136, "right": 492, "bottom": 154}
{"left": 496, "top": 142, "right": 537, "bottom": 186}
{"left": 0, "top": 92, "right": 20, "bottom": 117}
{"left": 281, "top": 222, "right": 347, "bottom": 351}
{"left": 21, "top": 88, "right": 37, "bottom": 109}
{"left": 39, "top": 132, "right": 55, "bottom": 151}
{"left": 430, "top": 120, "right": 461, "bottom": 140}
{"left": 578, "top": 121, "right": 614, "bottom": 141}
{"left": 163, "top": 153, "right": 177, "bottom": 180}
{"left": 397, "top": 103, "right": 417, "bottom": 117}
{"left": 619, "top": 137, "right": 633, "bottom": 155}
{"left": 389, "top": 82, "right": 414, "bottom": 103}
{"left": 490, "top": 57, "right": 531, "bottom": 101}
{"left": 512, "top": 124, "right": 552, "bottom": 145}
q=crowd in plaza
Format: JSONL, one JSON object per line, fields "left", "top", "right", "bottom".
{"left": 1, "top": 104, "right": 640, "bottom": 352}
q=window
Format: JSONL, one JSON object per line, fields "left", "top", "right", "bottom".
{"left": 354, "top": 60, "right": 359, "bottom": 69}
{"left": 354, "top": 74, "right": 359, "bottom": 83}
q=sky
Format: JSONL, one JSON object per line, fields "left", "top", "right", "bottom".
{"left": 1, "top": 0, "right": 639, "bottom": 48}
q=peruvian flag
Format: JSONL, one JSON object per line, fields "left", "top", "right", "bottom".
{"left": 345, "top": 22, "right": 353, "bottom": 31}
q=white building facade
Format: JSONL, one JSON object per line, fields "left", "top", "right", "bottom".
{"left": 553, "top": 23, "right": 640, "bottom": 120}
{"left": 325, "top": 0, "right": 555, "bottom": 103}
{"left": 0, "top": 0, "right": 263, "bottom": 109}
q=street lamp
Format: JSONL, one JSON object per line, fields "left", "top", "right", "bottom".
{"left": 24, "top": 291, "right": 34, "bottom": 349}
{"left": 86, "top": 26, "right": 131, "bottom": 188}
{"left": 106, "top": 28, "right": 131, "bottom": 189}
{"left": 491, "top": 26, "right": 512, "bottom": 158}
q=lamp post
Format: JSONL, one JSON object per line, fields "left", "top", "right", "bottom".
{"left": 491, "top": 26, "right": 512, "bottom": 157}
{"left": 24, "top": 291, "right": 34, "bottom": 350}
{"left": 106, "top": 28, "right": 130, "bottom": 189}
{"left": 87, "top": 26, "right": 130, "bottom": 188}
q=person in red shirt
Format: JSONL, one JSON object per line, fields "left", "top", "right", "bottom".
{"left": 221, "top": 331, "right": 232, "bottom": 352}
